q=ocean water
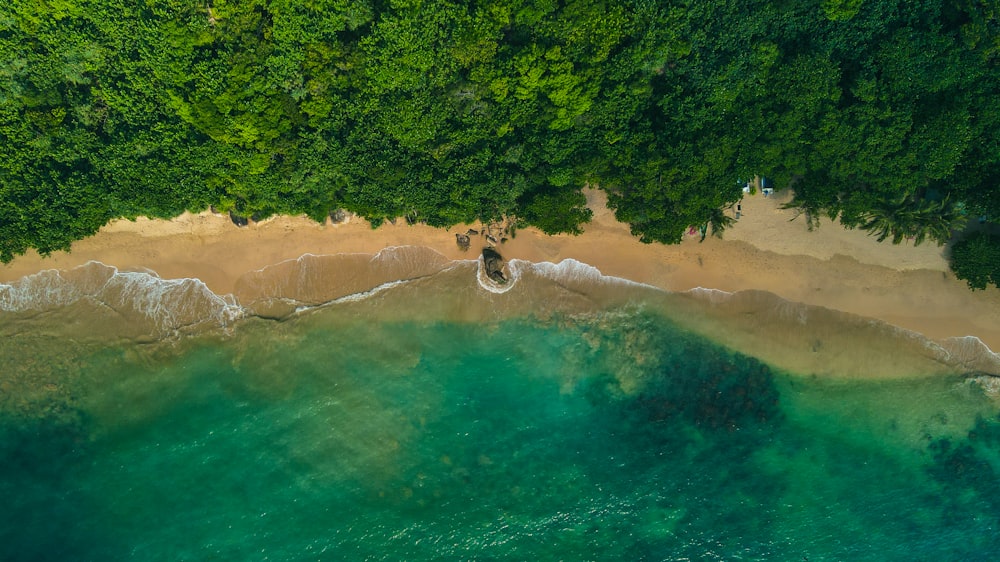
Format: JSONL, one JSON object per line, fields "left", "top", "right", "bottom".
{"left": 2, "top": 251, "right": 999, "bottom": 560}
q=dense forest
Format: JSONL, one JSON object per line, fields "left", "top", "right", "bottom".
{"left": 1, "top": 1, "right": 998, "bottom": 285}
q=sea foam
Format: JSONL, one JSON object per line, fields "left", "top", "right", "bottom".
{"left": 0, "top": 261, "right": 243, "bottom": 337}
{"left": 3, "top": 254, "right": 998, "bottom": 377}
{"left": 937, "top": 335, "right": 1000, "bottom": 376}
{"left": 525, "top": 258, "right": 657, "bottom": 290}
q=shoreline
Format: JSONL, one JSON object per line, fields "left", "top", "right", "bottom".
{"left": 3, "top": 189, "right": 999, "bottom": 351}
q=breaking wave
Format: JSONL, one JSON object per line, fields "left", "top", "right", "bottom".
{"left": 938, "top": 336, "right": 1000, "bottom": 376}
{"left": 678, "top": 286, "right": 1000, "bottom": 378}
{"left": 525, "top": 258, "right": 656, "bottom": 290}
{"left": 3, "top": 250, "right": 998, "bottom": 377}
{"left": 476, "top": 256, "right": 520, "bottom": 293}
{"left": 476, "top": 256, "right": 658, "bottom": 295}
{"left": 0, "top": 261, "right": 243, "bottom": 338}
{"left": 235, "top": 246, "right": 459, "bottom": 311}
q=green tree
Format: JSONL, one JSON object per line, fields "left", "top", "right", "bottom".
{"left": 0, "top": 0, "right": 997, "bottom": 279}
{"left": 950, "top": 231, "right": 1000, "bottom": 290}
{"left": 517, "top": 185, "right": 592, "bottom": 235}
{"left": 860, "top": 195, "right": 967, "bottom": 246}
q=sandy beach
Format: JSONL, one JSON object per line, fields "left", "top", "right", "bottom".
{"left": 2, "top": 189, "right": 999, "bottom": 351}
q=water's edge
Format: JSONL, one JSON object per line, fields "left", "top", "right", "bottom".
{"left": 1, "top": 248, "right": 997, "bottom": 381}
{"left": 2, "top": 248, "right": 1000, "bottom": 561}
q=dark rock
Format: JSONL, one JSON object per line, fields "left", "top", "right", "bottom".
{"left": 229, "top": 211, "right": 249, "bottom": 227}
{"left": 329, "top": 209, "right": 348, "bottom": 224}
{"left": 466, "top": 228, "right": 479, "bottom": 235}
{"left": 500, "top": 237, "right": 508, "bottom": 244}
{"left": 482, "top": 247, "right": 506, "bottom": 284}
{"left": 486, "top": 234, "right": 498, "bottom": 244}
{"left": 455, "top": 233, "right": 471, "bottom": 250}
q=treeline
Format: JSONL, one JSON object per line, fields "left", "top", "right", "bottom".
{"left": 1, "top": 0, "right": 997, "bottom": 284}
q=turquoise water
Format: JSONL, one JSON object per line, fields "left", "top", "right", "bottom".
{"left": 2, "top": 261, "right": 999, "bottom": 560}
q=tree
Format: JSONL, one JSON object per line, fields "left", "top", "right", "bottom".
{"left": 950, "top": 231, "right": 1000, "bottom": 290}
{"left": 860, "top": 195, "right": 967, "bottom": 246}
{"left": 700, "top": 207, "right": 736, "bottom": 242}
{"left": 517, "top": 185, "right": 592, "bottom": 235}
{"left": 0, "top": 0, "right": 998, "bottom": 276}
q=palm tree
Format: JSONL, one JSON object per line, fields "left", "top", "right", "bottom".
{"left": 699, "top": 207, "right": 736, "bottom": 242}
{"left": 861, "top": 194, "right": 913, "bottom": 244}
{"left": 861, "top": 194, "right": 966, "bottom": 246}
{"left": 914, "top": 196, "right": 966, "bottom": 245}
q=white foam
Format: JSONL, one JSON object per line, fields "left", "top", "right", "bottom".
{"left": 0, "top": 269, "right": 85, "bottom": 311}
{"left": 476, "top": 256, "right": 521, "bottom": 294}
{"left": 937, "top": 335, "right": 1000, "bottom": 374}
{"left": 971, "top": 374, "right": 1000, "bottom": 397}
{"left": 477, "top": 257, "right": 658, "bottom": 295}
{"left": 526, "top": 258, "right": 657, "bottom": 290}
{"left": 0, "top": 261, "right": 244, "bottom": 335}
{"left": 683, "top": 286, "right": 735, "bottom": 304}
{"left": 103, "top": 270, "right": 245, "bottom": 332}
{"left": 7, "top": 256, "right": 998, "bottom": 378}
{"left": 292, "top": 278, "right": 415, "bottom": 312}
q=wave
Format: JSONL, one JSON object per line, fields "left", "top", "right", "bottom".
{"left": 677, "top": 287, "right": 1000, "bottom": 378}
{"left": 937, "top": 336, "right": 1000, "bottom": 376}
{"left": 234, "top": 246, "right": 459, "bottom": 312}
{"left": 473, "top": 257, "right": 660, "bottom": 302}
{"left": 3, "top": 251, "right": 998, "bottom": 377}
{"left": 294, "top": 278, "right": 417, "bottom": 313}
{"left": 476, "top": 256, "right": 520, "bottom": 293}
{"left": 0, "top": 261, "right": 243, "bottom": 338}
{"left": 524, "top": 258, "right": 657, "bottom": 290}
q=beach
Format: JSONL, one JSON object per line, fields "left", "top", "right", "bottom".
{"left": 7, "top": 1, "right": 1000, "bottom": 555}
{"left": 3, "top": 188, "right": 998, "bottom": 351}
{"left": 4, "top": 190, "right": 1000, "bottom": 560}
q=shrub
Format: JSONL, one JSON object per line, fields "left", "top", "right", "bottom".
{"left": 950, "top": 231, "right": 1000, "bottom": 290}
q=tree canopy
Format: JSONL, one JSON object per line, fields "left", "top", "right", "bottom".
{"left": 1, "top": 0, "right": 997, "bottom": 272}
{"left": 950, "top": 230, "right": 1000, "bottom": 290}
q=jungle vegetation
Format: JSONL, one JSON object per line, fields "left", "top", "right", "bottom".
{"left": 0, "top": 0, "right": 997, "bottom": 284}
{"left": 950, "top": 231, "right": 1000, "bottom": 290}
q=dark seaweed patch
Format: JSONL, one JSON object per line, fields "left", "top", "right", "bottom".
{"left": 0, "top": 412, "right": 124, "bottom": 561}
{"left": 927, "top": 415, "right": 1000, "bottom": 535}
{"left": 635, "top": 337, "right": 782, "bottom": 433}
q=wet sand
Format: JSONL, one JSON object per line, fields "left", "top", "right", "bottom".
{"left": 2, "top": 189, "right": 999, "bottom": 350}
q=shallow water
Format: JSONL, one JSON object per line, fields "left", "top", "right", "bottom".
{"left": 1, "top": 252, "right": 999, "bottom": 560}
